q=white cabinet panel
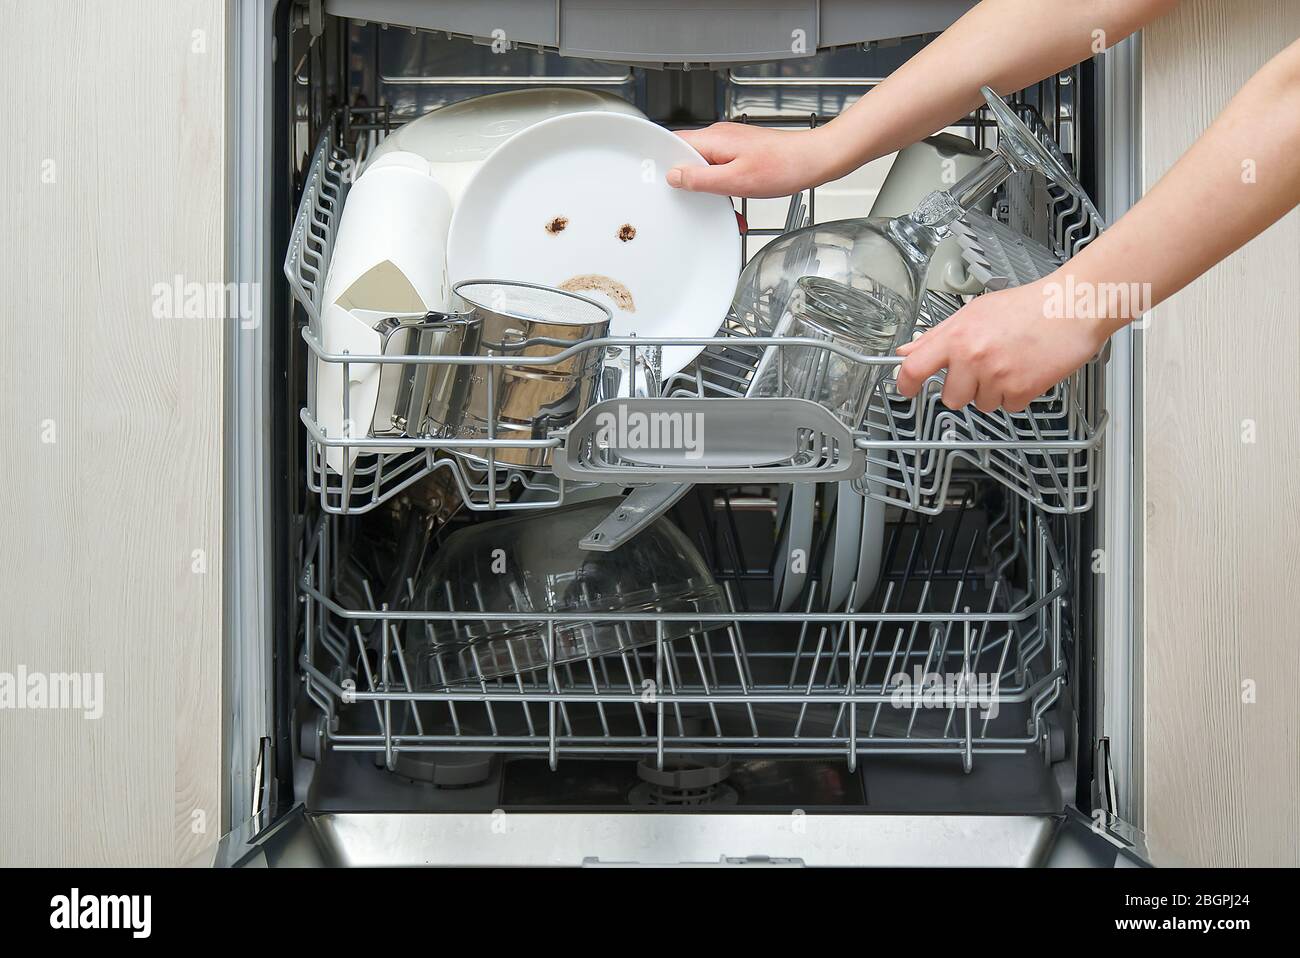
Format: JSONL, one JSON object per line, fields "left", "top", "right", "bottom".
{"left": 0, "top": 0, "right": 225, "bottom": 866}
{"left": 1141, "top": 0, "right": 1300, "bottom": 867}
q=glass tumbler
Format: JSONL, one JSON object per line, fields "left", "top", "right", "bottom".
{"left": 747, "top": 276, "right": 908, "bottom": 430}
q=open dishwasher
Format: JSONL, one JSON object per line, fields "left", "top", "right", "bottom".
{"left": 217, "top": 0, "right": 1146, "bottom": 866}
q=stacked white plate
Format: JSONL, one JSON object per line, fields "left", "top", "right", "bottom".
{"left": 364, "top": 88, "right": 646, "bottom": 205}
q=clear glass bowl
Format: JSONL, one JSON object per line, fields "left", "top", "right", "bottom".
{"left": 409, "top": 499, "right": 727, "bottom": 686}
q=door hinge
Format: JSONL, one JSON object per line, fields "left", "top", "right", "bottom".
{"left": 1082, "top": 738, "right": 1151, "bottom": 862}
{"left": 1092, "top": 735, "right": 1118, "bottom": 816}
{"left": 251, "top": 736, "right": 273, "bottom": 817}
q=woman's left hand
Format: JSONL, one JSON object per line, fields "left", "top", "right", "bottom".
{"left": 894, "top": 277, "right": 1113, "bottom": 413}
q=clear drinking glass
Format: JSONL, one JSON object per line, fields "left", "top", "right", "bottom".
{"left": 734, "top": 88, "right": 1092, "bottom": 427}
{"left": 747, "top": 276, "right": 906, "bottom": 428}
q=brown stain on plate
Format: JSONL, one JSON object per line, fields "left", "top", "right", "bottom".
{"left": 545, "top": 216, "right": 569, "bottom": 235}
{"left": 559, "top": 274, "right": 636, "bottom": 313}
{"left": 617, "top": 223, "right": 636, "bottom": 242}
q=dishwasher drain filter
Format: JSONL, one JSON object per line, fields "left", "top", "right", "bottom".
{"left": 629, "top": 756, "right": 738, "bottom": 807}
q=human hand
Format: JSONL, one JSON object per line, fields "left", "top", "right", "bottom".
{"left": 894, "top": 278, "right": 1114, "bottom": 413}
{"left": 666, "top": 124, "right": 849, "bottom": 198}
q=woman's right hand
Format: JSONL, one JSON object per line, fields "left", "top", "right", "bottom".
{"left": 667, "top": 123, "right": 850, "bottom": 198}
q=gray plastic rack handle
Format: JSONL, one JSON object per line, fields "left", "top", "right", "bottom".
{"left": 552, "top": 397, "right": 866, "bottom": 483}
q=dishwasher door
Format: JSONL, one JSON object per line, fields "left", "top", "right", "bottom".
{"left": 209, "top": 804, "right": 1149, "bottom": 867}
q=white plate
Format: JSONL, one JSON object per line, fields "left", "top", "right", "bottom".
{"left": 369, "top": 88, "right": 645, "bottom": 166}
{"left": 448, "top": 112, "right": 738, "bottom": 379}
{"left": 773, "top": 482, "right": 817, "bottom": 612}
{"left": 853, "top": 427, "right": 890, "bottom": 610}
{"left": 855, "top": 494, "right": 887, "bottom": 611}
{"left": 364, "top": 88, "right": 646, "bottom": 207}
{"left": 823, "top": 481, "right": 865, "bottom": 612}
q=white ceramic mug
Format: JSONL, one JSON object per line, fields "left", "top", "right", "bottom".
{"left": 869, "top": 132, "right": 992, "bottom": 296}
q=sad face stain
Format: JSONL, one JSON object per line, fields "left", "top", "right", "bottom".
{"left": 543, "top": 217, "right": 637, "bottom": 243}
{"left": 543, "top": 217, "right": 638, "bottom": 311}
{"left": 559, "top": 274, "right": 635, "bottom": 313}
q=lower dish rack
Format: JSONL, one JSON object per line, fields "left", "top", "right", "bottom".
{"left": 298, "top": 491, "right": 1071, "bottom": 775}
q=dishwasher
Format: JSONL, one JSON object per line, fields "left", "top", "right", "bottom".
{"left": 216, "top": 0, "right": 1146, "bottom": 867}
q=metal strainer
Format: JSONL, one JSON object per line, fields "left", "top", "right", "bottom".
{"left": 454, "top": 279, "right": 611, "bottom": 328}
{"left": 412, "top": 279, "right": 613, "bottom": 469}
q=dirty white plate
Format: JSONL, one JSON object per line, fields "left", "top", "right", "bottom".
{"left": 448, "top": 112, "right": 738, "bottom": 378}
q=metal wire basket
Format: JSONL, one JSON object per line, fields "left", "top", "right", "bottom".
{"left": 298, "top": 491, "right": 1070, "bottom": 774}
{"left": 286, "top": 104, "right": 1105, "bottom": 516}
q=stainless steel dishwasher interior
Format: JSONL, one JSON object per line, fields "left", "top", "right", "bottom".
{"left": 265, "top": 12, "right": 1118, "bottom": 863}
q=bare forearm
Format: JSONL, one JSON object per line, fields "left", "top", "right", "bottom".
{"left": 1064, "top": 36, "right": 1300, "bottom": 331}
{"left": 815, "top": 0, "right": 1177, "bottom": 179}
{"left": 897, "top": 35, "right": 1300, "bottom": 411}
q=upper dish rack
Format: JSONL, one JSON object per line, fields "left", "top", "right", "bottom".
{"left": 286, "top": 106, "right": 1106, "bottom": 517}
